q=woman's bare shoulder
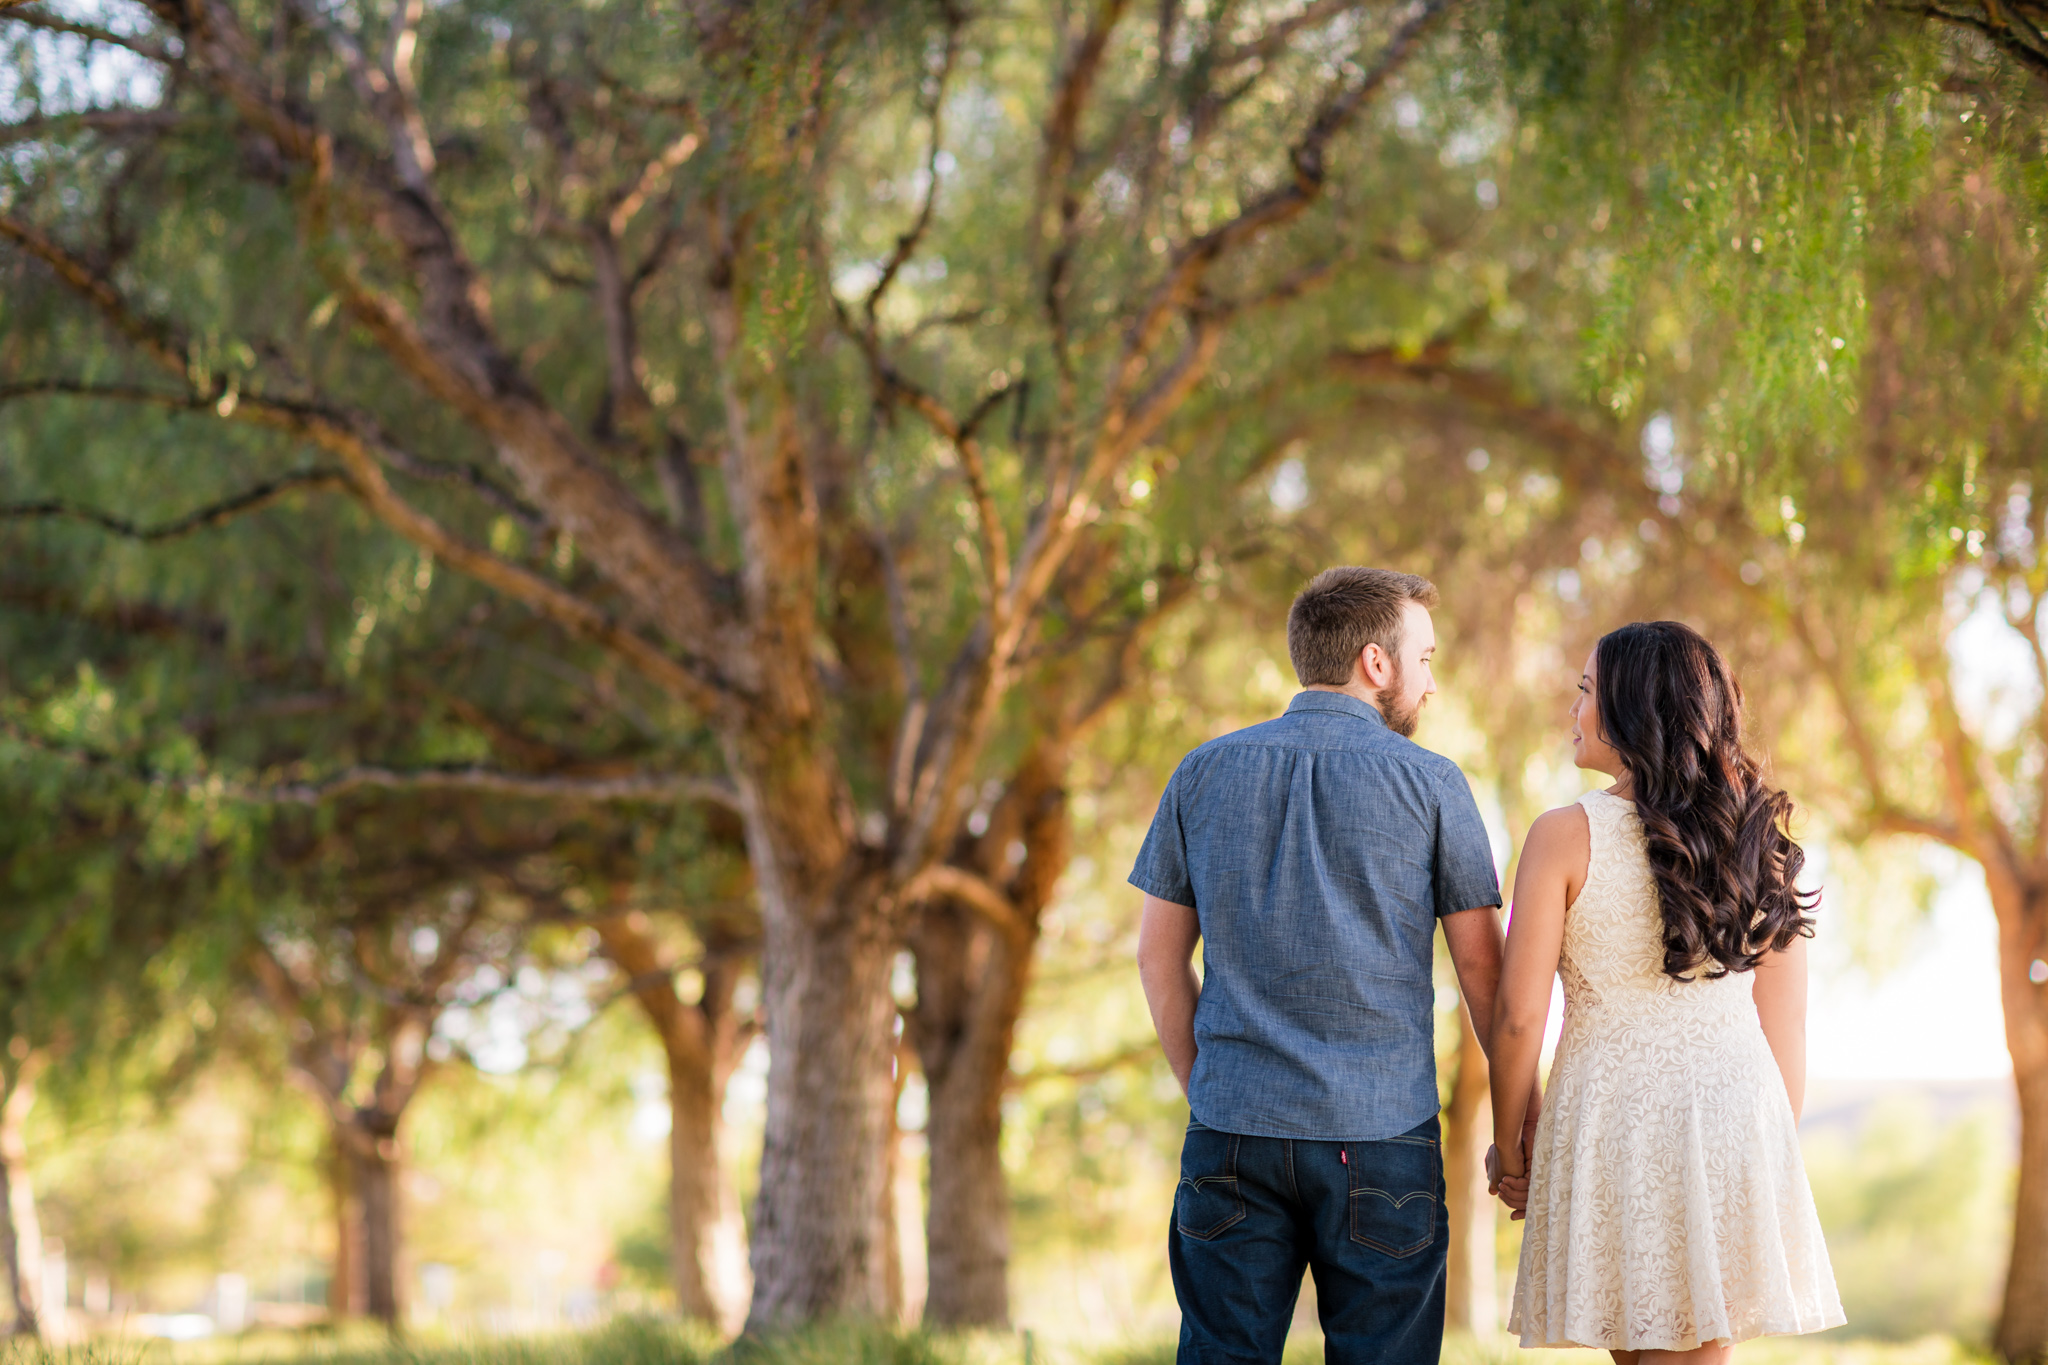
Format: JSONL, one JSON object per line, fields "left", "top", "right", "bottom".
{"left": 1522, "top": 801, "right": 1591, "bottom": 859}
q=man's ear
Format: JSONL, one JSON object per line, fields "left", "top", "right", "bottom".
{"left": 1358, "top": 642, "right": 1391, "bottom": 688}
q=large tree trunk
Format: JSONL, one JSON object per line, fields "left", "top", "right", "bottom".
{"left": 0, "top": 1061, "right": 43, "bottom": 1338}
{"left": 745, "top": 895, "right": 900, "bottom": 1330}
{"left": 1441, "top": 1000, "right": 1496, "bottom": 1334}
{"left": 1994, "top": 878, "right": 2048, "bottom": 1361}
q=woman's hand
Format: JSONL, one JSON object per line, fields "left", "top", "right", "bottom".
{"left": 1487, "top": 1141, "right": 1531, "bottom": 1219}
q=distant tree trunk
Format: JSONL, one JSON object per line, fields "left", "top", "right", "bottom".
{"left": 911, "top": 743, "right": 1069, "bottom": 1328}
{"left": 593, "top": 913, "right": 752, "bottom": 1331}
{"left": 668, "top": 1039, "right": 749, "bottom": 1332}
{"left": 0, "top": 1058, "right": 44, "bottom": 1338}
{"left": 350, "top": 1131, "right": 405, "bottom": 1327}
{"left": 916, "top": 926, "right": 1028, "bottom": 1327}
{"left": 248, "top": 941, "right": 446, "bottom": 1334}
{"left": 1441, "top": 1000, "right": 1496, "bottom": 1335}
{"left": 327, "top": 1140, "right": 364, "bottom": 1320}
{"left": 325, "top": 1120, "right": 404, "bottom": 1327}
{"left": 1993, "top": 875, "right": 2048, "bottom": 1362}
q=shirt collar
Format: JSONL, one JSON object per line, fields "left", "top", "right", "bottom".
{"left": 1285, "top": 690, "right": 1387, "bottom": 727}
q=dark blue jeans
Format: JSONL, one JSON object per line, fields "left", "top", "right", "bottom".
{"left": 1170, "top": 1115, "right": 1446, "bottom": 1365}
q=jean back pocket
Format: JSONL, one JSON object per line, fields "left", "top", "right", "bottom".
{"left": 1346, "top": 1131, "right": 1439, "bottom": 1257}
{"left": 1175, "top": 1122, "right": 1245, "bottom": 1241}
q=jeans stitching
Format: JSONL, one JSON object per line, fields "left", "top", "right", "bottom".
{"left": 1348, "top": 1187, "right": 1438, "bottom": 1257}
{"left": 1176, "top": 1128, "right": 1246, "bottom": 1241}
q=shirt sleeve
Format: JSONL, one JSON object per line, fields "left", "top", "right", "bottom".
{"left": 1433, "top": 764, "right": 1502, "bottom": 916}
{"left": 1128, "top": 760, "right": 1196, "bottom": 907}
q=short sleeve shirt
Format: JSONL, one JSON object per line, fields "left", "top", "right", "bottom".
{"left": 1129, "top": 690, "right": 1501, "bottom": 1141}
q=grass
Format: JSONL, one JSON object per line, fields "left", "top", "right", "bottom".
{"left": 0, "top": 1319, "right": 2003, "bottom": 1365}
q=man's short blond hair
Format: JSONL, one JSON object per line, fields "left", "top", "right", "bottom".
{"left": 1286, "top": 567, "right": 1439, "bottom": 686}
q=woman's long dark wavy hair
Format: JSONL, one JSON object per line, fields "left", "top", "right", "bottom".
{"left": 1593, "top": 621, "right": 1818, "bottom": 980}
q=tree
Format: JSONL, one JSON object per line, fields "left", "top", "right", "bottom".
{"left": 585, "top": 821, "right": 758, "bottom": 1331}
{"left": 0, "top": 0, "right": 1498, "bottom": 1326}
{"left": 1324, "top": 5, "right": 2048, "bottom": 1351}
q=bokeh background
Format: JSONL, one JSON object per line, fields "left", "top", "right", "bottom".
{"left": 1, "top": 0, "right": 2045, "bottom": 1361}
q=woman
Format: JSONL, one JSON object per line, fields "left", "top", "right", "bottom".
{"left": 1489, "top": 621, "right": 1844, "bottom": 1361}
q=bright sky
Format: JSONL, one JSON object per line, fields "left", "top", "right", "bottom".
{"left": 1807, "top": 861, "right": 2009, "bottom": 1080}
{"left": 1773, "top": 587, "right": 2025, "bottom": 1082}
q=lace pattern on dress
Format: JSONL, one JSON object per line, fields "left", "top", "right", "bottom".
{"left": 1507, "top": 790, "right": 1845, "bottom": 1350}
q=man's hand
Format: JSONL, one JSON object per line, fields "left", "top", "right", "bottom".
{"left": 1497, "top": 1170, "right": 1530, "bottom": 1219}
{"left": 1486, "top": 1138, "right": 1532, "bottom": 1220}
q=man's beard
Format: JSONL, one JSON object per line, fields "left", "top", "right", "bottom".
{"left": 1377, "top": 663, "right": 1422, "bottom": 738}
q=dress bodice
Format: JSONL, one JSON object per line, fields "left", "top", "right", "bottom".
{"left": 1560, "top": 789, "right": 1755, "bottom": 1026}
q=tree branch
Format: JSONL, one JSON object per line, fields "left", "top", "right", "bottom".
{"left": 233, "top": 764, "right": 742, "bottom": 808}
{"left": 0, "top": 469, "right": 347, "bottom": 540}
{"left": 903, "top": 863, "right": 1029, "bottom": 947}
{"left": 0, "top": 109, "right": 181, "bottom": 147}
{"left": 863, "top": 3, "right": 963, "bottom": 327}
{"left": 0, "top": 7, "right": 177, "bottom": 63}
{"left": 1212, "top": 0, "right": 1365, "bottom": 69}
{"left": 0, "top": 212, "right": 727, "bottom": 710}
{"left": 1897, "top": 3, "right": 2048, "bottom": 83}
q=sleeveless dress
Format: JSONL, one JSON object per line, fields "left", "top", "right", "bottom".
{"left": 1508, "top": 789, "right": 1845, "bottom": 1349}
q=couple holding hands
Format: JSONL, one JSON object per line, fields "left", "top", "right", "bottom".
{"left": 1135, "top": 567, "right": 1844, "bottom": 1364}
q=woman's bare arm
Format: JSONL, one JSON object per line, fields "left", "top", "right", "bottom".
{"left": 1751, "top": 932, "right": 1810, "bottom": 1122}
{"left": 1489, "top": 804, "right": 1587, "bottom": 1182}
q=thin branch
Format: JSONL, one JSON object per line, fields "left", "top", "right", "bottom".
{"left": 1897, "top": 3, "right": 2048, "bottom": 83}
{"left": 286, "top": 0, "right": 437, "bottom": 190}
{"left": 241, "top": 764, "right": 741, "bottom": 808}
{"left": 903, "top": 863, "right": 1028, "bottom": 946}
{"left": 0, "top": 109, "right": 181, "bottom": 147}
{"left": 1009, "top": 1039, "right": 1157, "bottom": 1088}
{"left": 0, "top": 213, "right": 726, "bottom": 710}
{"left": 1211, "top": 0, "right": 1364, "bottom": 68}
{"left": 0, "top": 469, "right": 347, "bottom": 540}
{"left": 0, "top": 7, "right": 176, "bottom": 62}
{"left": 864, "top": 4, "right": 964, "bottom": 327}
{"left": 0, "top": 215, "right": 186, "bottom": 371}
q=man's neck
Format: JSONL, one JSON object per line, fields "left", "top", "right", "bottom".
{"left": 1304, "top": 681, "right": 1384, "bottom": 716}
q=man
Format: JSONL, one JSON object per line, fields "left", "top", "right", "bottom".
{"left": 1132, "top": 566, "right": 1506, "bottom": 1365}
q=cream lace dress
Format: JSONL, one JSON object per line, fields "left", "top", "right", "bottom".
{"left": 1508, "top": 789, "right": 1845, "bottom": 1350}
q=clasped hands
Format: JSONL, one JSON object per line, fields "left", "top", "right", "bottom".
{"left": 1485, "top": 1095, "right": 1541, "bottom": 1220}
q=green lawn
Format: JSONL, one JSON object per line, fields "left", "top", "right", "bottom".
{"left": 0, "top": 1321, "right": 1999, "bottom": 1365}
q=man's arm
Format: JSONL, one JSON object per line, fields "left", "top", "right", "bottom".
{"left": 1137, "top": 893, "right": 1202, "bottom": 1096}
{"left": 1441, "top": 905, "right": 1505, "bottom": 1053}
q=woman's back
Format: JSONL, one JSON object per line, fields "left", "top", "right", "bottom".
{"left": 1560, "top": 789, "right": 1757, "bottom": 1025}
{"left": 1509, "top": 788, "right": 1843, "bottom": 1350}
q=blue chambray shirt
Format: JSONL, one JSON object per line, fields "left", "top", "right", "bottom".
{"left": 1129, "top": 690, "right": 1501, "bottom": 1141}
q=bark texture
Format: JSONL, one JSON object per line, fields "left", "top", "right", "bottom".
{"left": 747, "top": 896, "right": 900, "bottom": 1327}
{"left": 1441, "top": 1000, "right": 1496, "bottom": 1335}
